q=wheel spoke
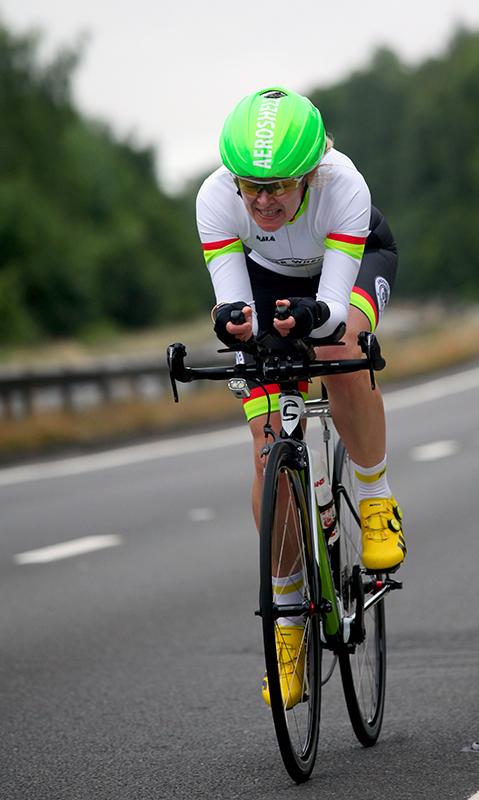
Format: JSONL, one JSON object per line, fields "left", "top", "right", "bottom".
{"left": 334, "top": 443, "right": 386, "bottom": 745}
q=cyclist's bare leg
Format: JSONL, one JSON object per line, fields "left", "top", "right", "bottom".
{"left": 251, "top": 411, "right": 281, "bottom": 529}
{"left": 320, "top": 306, "right": 406, "bottom": 569}
{"left": 250, "top": 412, "right": 304, "bottom": 577}
{"left": 319, "top": 306, "right": 386, "bottom": 469}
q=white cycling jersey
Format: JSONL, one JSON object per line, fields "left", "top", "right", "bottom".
{"left": 196, "top": 148, "right": 371, "bottom": 337}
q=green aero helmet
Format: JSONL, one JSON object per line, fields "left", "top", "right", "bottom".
{"left": 219, "top": 87, "right": 326, "bottom": 179}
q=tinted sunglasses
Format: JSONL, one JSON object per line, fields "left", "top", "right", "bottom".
{"left": 235, "top": 176, "right": 305, "bottom": 197}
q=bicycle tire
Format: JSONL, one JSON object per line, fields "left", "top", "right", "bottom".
{"left": 333, "top": 440, "right": 386, "bottom": 746}
{"left": 259, "top": 440, "right": 321, "bottom": 783}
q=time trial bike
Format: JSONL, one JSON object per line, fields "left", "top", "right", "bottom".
{"left": 167, "top": 325, "right": 402, "bottom": 784}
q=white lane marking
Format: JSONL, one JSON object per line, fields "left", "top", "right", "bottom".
{"left": 410, "top": 440, "right": 460, "bottom": 462}
{"left": 0, "top": 426, "right": 250, "bottom": 488}
{"left": 0, "top": 364, "right": 478, "bottom": 489}
{"left": 14, "top": 535, "right": 122, "bottom": 564}
{"left": 466, "top": 792, "right": 479, "bottom": 800}
{"left": 188, "top": 508, "right": 216, "bottom": 522}
{"left": 384, "top": 365, "right": 479, "bottom": 411}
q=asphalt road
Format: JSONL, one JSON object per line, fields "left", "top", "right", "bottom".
{"left": 1, "top": 365, "right": 479, "bottom": 799}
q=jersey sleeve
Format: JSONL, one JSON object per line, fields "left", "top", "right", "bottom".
{"left": 313, "top": 171, "right": 371, "bottom": 337}
{"left": 196, "top": 175, "right": 254, "bottom": 309}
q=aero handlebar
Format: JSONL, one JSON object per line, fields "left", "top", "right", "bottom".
{"left": 167, "top": 331, "right": 386, "bottom": 403}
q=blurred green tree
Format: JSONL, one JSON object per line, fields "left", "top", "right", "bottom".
{"left": 0, "top": 23, "right": 211, "bottom": 344}
{"left": 309, "top": 28, "right": 479, "bottom": 298}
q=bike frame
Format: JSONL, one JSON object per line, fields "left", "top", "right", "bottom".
{"left": 273, "top": 390, "right": 341, "bottom": 645}
{"left": 167, "top": 332, "right": 402, "bottom": 781}
{"left": 275, "top": 389, "right": 400, "bottom": 652}
{"left": 166, "top": 333, "right": 400, "bottom": 652}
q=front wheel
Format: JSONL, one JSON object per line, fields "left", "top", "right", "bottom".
{"left": 333, "top": 441, "right": 387, "bottom": 745}
{"left": 259, "top": 440, "right": 321, "bottom": 783}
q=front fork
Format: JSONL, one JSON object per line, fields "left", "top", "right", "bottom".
{"left": 303, "top": 444, "right": 342, "bottom": 641}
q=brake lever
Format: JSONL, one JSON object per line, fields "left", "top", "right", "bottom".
{"left": 358, "top": 331, "right": 386, "bottom": 369}
{"left": 357, "top": 332, "right": 386, "bottom": 390}
{"left": 169, "top": 372, "right": 179, "bottom": 402}
{"left": 166, "top": 342, "right": 189, "bottom": 402}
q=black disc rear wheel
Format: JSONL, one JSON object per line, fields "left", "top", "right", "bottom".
{"left": 259, "top": 440, "right": 321, "bottom": 782}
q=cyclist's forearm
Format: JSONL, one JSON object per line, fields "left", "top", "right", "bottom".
{"left": 208, "top": 256, "right": 254, "bottom": 308}
{"left": 314, "top": 250, "right": 359, "bottom": 337}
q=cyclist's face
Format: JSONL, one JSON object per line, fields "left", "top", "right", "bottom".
{"left": 240, "top": 181, "right": 305, "bottom": 232}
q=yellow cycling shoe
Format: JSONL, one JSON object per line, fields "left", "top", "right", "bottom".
{"left": 360, "top": 497, "right": 407, "bottom": 572}
{"left": 262, "top": 625, "right": 305, "bottom": 710}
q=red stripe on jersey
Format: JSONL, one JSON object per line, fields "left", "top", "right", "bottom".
{"left": 243, "top": 381, "right": 309, "bottom": 402}
{"left": 327, "top": 232, "right": 367, "bottom": 245}
{"left": 201, "top": 237, "right": 240, "bottom": 251}
{"left": 352, "top": 286, "right": 379, "bottom": 325}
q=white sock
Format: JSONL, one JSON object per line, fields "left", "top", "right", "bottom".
{"left": 272, "top": 570, "right": 305, "bottom": 628}
{"left": 351, "top": 455, "right": 392, "bottom": 502}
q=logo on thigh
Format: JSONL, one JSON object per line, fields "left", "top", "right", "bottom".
{"left": 375, "top": 276, "right": 390, "bottom": 320}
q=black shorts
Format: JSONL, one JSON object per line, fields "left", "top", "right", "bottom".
{"left": 246, "top": 205, "right": 398, "bottom": 334}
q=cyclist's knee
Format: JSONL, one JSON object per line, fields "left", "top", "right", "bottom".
{"left": 319, "top": 307, "right": 372, "bottom": 391}
{"left": 319, "top": 327, "right": 362, "bottom": 361}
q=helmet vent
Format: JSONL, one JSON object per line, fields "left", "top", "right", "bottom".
{"left": 261, "top": 90, "right": 286, "bottom": 99}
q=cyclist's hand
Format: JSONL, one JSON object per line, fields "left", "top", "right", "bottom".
{"left": 273, "top": 297, "right": 325, "bottom": 338}
{"left": 273, "top": 300, "right": 296, "bottom": 337}
{"left": 226, "top": 305, "right": 253, "bottom": 342}
{"left": 214, "top": 302, "right": 253, "bottom": 344}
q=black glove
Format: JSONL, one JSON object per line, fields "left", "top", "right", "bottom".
{"left": 214, "top": 301, "right": 248, "bottom": 345}
{"left": 283, "top": 297, "right": 330, "bottom": 338}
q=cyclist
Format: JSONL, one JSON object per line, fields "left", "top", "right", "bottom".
{"left": 196, "top": 87, "right": 406, "bottom": 707}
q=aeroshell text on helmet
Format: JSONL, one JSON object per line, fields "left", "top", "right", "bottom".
{"left": 252, "top": 97, "right": 281, "bottom": 169}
